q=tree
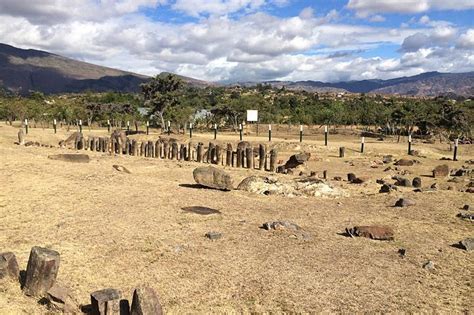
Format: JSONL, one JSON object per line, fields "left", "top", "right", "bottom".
{"left": 141, "top": 73, "right": 183, "bottom": 129}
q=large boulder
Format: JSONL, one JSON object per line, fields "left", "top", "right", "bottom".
{"left": 193, "top": 166, "right": 233, "bottom": 191}
{"left": 237, "top": 176, "right": 344, "bottom": 198}
{"left": 346, "top": 226, "right": 394, "bottom": 240}
{"left": 433, "top": 164, "right": 449, "bottom": 178}
{"left": 284, "top": 153, "right": 311, "bottom": 169}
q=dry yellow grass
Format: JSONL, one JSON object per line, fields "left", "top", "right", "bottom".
{"left": 0, "top": 124, "right": 472, "bottom": 314}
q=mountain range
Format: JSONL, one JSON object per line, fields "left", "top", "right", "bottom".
{"left": 1, "top": 43, "right": 473, "bottom": 97}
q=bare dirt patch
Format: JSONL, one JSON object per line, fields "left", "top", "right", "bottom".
{"left": 0, "top": 125, "right": 472, "bottom": 313}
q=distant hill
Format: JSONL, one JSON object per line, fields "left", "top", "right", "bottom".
{"left": 1, "top": 43, "right": 472, "bottom": 97}
{"left": 240, "top": 71, "right": 474, "bottom": 97}
{"left": 0, "top": 43, "right": 212, "bottom": 95}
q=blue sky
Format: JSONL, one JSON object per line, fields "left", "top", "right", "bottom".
{"left": 1, "top": 0, "right": 473, "bottom": 82}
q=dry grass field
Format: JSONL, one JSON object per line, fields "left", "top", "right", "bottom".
{"left": 0, "top": 124, "right": 472, "bottom": 314}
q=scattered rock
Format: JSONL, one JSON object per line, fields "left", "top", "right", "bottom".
{"left": 457, "top": 213, "right": 474, "bottom": 221}
{"left": 398, "top": 248, "right": 406, "bottom": 258}
{"left": 284, "top": 153, "right": 310, "bottom": 169}
{"left": 395, "top": 198, "right": 416, "bottom": 207}
{"left": 422, "top": 260, "right": 435, "bottom": 270}
{"left": 394, "top": 176, "right": 412, "bottom": 187}
{"left": 333, "top": 176, "right": 342, "bottom": 181}
{"left": 205, "top": 232, "right": 223, "bottom": 240}
{"left": 262, "top": 221, "right": 301, "bottom": 231}
{"left": 376, "top": 179, "right": 385, "bottom": 184}
{"left": 410, "top": 150, "right": 420, "bottom": 157}
{"left": 452, "top": 168, "right": 470, "bottom": 177}
{"left": 46, "top": 284, "right": 78, "bottom": 313}
{"left": 0, "top": 252, "right": 19, "bottom": 280}
{"left": 347, "top": 173, "right": 356, "bottom": 182}
{"left": 112, "top": 165, "right": 131, "bottom": 174}
{"left": 383, "top": 155, "right": 393, "bottom": 164}
{"left": 395, "top": 159, "right": 414, "bottom": 166}
{"left": 458, "top": 238, "right": 474, "bottom": 251}
{"left": 351, "top": 176, "right": 369, "bottom": 184}
{"left": 379, "top": 184, "right": 397, "bottom": 193}
{"left": 193, "top": 166, "right": 233, "bottom": 191}
{"left": 412, "top": 177, "right": 422, "bottom": 188}
{"left": 346, "top": 225, "right": 394, "bottom": 240}
{"left": 463, "top": 204, "right": 470, "bottom": 211}
{"left": 48, "top": 154, "right": 90, "bottom": 163}
{"left": 433, "top": 164, "right": 449, "bottom": 178}
{"left": 431, "top": 183, "right": 438, "bottom": 190}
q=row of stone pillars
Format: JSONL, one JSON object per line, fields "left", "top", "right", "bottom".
{"left": 72, "top": 137, "right": 278, "bottom": 172}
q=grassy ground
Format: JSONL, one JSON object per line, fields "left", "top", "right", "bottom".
{"left": 0, "top": 123, "right": 472, "bottom": 314}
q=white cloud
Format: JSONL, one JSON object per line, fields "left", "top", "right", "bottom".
{"left": 347, "top": 0, "right": 474, "bottom": 17}
{"left": 0, "top": 1, "right": 473, "bottom": 83}
{"left": 369, "top": 15, "right": 386, "bottom": 22}
{"left": 457, "top": 29, "right": 474, "bottom": 49}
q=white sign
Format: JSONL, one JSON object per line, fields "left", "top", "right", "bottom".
{"left": 246, "top": 110, "right": 259, "bottom": 122}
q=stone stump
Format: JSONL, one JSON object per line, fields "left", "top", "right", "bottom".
{"left": 90, "top": 288, "right": 122, "bottom": 315}
{"left": 23, "top": 246, "right": 60, "bottom": 297}
{"left": 226, "top": 144, "right": 232, "bottom": 167}
{"left": 131, "top": 287, "right": 163, "bottom": 315}
{"left": 197, "top": 143, "right": 203, "bottom": 162}
{"left": 0, "top": 252, "right": 19, "bottom": 280}
{"left": 18, "top": 129, "right": 25, "bottom": 145}
{"left": 259, "top": 144, "right": 266, "bottom": 171}
{"left": 246, "top": 147, "right": 253, "bottom": 169}
{"left": 269, "top": 149, "right": 277, "bottom": 172}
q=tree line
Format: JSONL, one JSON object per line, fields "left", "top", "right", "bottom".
{"left": 0, "top": 74, "right": 472, "bottom": 138}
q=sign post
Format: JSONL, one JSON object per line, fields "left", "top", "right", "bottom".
{"left": 268, "top": 124, "right": 272, "bottom": 142}
{"left": 53, "top": 119, "right": 57, "bottom": 134}
{"left": 25, "top": 118, "right": 28, "bottom": 134}
{"left": 408, "top": 134, "right": 412, "bottom": 155}
{"left": 324, "top": 125, "right": 328, "bottom": 146}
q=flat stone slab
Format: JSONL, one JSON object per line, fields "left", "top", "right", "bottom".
{"left": 182, "top": 206, "right": 221, "bottom": 215}
{"left": 48, "top": 154, "right": 90, "bottom": 163}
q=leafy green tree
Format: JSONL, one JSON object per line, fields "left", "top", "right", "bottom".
{"left": 141, "top": 73, "right": 183, "bottom": 129}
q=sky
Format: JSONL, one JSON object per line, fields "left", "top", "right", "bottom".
{"left": 1, "top": 0, "right": 474, "bottom": 83}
